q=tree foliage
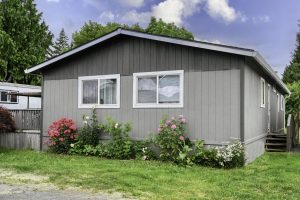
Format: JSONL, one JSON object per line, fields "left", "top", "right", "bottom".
{"left": 72, "top": 17, "right": 194, "bottom": 47}
{"left": 283, "top": 22, "right": 300, "bottom": 84}
{"left": 0, "top": 0, "right": 53, "bottom": 85}
{"left": 51, "top": 28, "right": 70, "bottom": 57}
{"left": 286, "top": 82, "right": 300, "bottom": 117}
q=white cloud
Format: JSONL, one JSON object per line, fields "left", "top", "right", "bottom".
{"left": 99, "top": 11, "right": 115, "bottom": 23}
{"left": 121, "top": 10, "right": 151, "bottom": 25}
{"left": 46, "top": 0, "right": 60, "bottom": 2}
{"left": 118, "top": 0, "right": 145, "bottom": 8}
{"left": 120, "top": 0, "right": 244, "bottom": 26}
{"left": 252, "top": 15, "right": 270, "bottom": 24}
{"left": 205, "top": 0, "right": 238, "bottom": 23}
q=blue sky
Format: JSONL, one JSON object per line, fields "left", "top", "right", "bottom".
{"left": 36, "top": 0, "right": 300, "bottom": 76}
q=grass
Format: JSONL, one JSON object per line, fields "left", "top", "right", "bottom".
{"left": 0, "top": 150, "right": 300, "bottom": 200}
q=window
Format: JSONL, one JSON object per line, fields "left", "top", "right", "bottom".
{"left": 78, "top": 74, "right": 120, "bottom": 108}
{"left": 133, "top": 70, "right": 184, "bottom": 108}
{"left": 260, "top": 78, "right": 265, "bottom": 108}
{"left": 0, "top": 90, "right": 18, "bottom": 104}
{"left": 280, "top": 95, "right": 284, "bottom": 111}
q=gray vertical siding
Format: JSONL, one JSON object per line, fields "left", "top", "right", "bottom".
{"left": 43, "top": 70, "right": 240, "bottom": 143}
{"left": 243, "top": 60, "right": 285, "bottom": 162}
{"left": 42, "top": 36, "right": 242, "bottom": 145}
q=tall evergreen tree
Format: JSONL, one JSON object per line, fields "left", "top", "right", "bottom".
{"left": 283, "top": 22, "right": 300, "bottom": 84}
{"left": 52, "top": 28, "right": 70, "bottom": 56}
{"left": 0, "top": 0, "right": 53, "bottom": 85}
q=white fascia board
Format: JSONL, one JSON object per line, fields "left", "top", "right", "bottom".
{"left": 253, "top": 52, "right": 290, "bottom": 95}
{"left": 120, "top": 29, "right": 255, "bottom": 57}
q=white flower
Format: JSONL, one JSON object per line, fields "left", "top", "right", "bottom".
{"left": 85, "top": 116, "right": 90, "bottom": 120}
{"left": 70, "top": 144, "right": 75, "bottom": 148}
{"left": 114, "top": 123, "right": 119, "bottom": 128}
{"left": 83, "top": 120, "right": 88, "bottom": 124}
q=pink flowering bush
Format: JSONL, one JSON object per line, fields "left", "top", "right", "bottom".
{"left": 154, "top": 115, "right": 192, "bottom": 163}
{"left": 47, "top": 118, "right": 77, "bottom": 153}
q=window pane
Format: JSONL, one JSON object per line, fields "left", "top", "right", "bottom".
{"left": 1, "top": 91, "right": 8, "bottom": 102}
{"left": 159, "top": 75, "right": 180, "bottom": 103}
{"left": 100, "top": 79, "right": 117, "bottom": 104}
{"left": 82, "top": 80, "right": 98, "bottom": 104}
{"left": 10, "top": 94, "right": 18, "bottom": 103}
{"left": 138, "top": 77, "right": 157, "bottom": 103}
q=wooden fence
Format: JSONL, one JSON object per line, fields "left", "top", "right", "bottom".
{"left": 0, "top": 131, "right": 40, "bottom": 150}
{"left": 9, "top": 109, "right": 42, "bottom": 130}
{"left": 287, "top": 113, "right": 300, "bottom": 151}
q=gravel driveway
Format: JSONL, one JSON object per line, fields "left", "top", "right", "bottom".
{"left": 0, "top": 169, "right": 133, "bottom": 200}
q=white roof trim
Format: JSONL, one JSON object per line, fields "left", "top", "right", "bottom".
{"left": 25, "top": 28, "right": 290, "bottom": 94}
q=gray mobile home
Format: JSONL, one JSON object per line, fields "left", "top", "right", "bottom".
{"left": 26, "top": 29, "right": 290, "bottom": 162}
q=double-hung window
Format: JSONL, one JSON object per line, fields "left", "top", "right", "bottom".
{"left": 133, "top": 70, "right": 184, "bottom": 108}
{"left": 260, "top": 78, "right": 265, "bottom": 108}
{"left": 78, "top": 74, "right": 120, "bottom": 108}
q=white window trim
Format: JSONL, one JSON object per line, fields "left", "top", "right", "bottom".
{"left": 0, "top": 90, "right": 19, "bottom": 104}
{"left": 280, "top": 95, "right": 284, "bottom": 111}
{"left": 260, "top": 78, "right": 266, "bottom": 108}
{"left": 133, "top": 70, "right": 184, "bottom": 108}
{"left": 78, "top": 74, "right": 120, "bottom": 109}
{"left": 277, "top": 93, "right": 280, "bottom": 112}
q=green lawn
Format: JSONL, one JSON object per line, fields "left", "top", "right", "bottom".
{"left": 0, "top": 149, "right": 300, "bottom": 200}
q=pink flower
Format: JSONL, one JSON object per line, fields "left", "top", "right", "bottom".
{"left": 181, "top": 118, "right": 186, "bottom": 124}
{"left": 166, "top": 120, "right": 172, "bottom": 125}
{"left": 59, "top": 138, "right": 64, "bottom": 142}
{"left": 171, "top": 124, "right": 177, "bottom": 129}
{"left": 178, "top": 115, "right": 184, "bottom": 118}
{"left": 157, "top": 128, "right": 161, "bottom": 132}
{"left": 179, "top": 135, "right": 185, "bottom": 141}
{"left": 171, "top": 117, "right": 176, "bottom": 120}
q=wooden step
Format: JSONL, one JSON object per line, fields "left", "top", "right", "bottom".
{"left": 266, "top": 137, "right": 286, "bottom": 141}
{"left": 267, "top": 133, "right": 287, "bottom": 137}
{"left": 265, "top": 148, "right": 286, "bottom": 152}
{"left": 265, "top": 143, "right": 286, "bottom": 146}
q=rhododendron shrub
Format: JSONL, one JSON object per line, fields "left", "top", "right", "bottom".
{"left": 154, "top": 115, "right": 191, "bottom": 162}
{"left": 47, "top": 118, "right": 77, "bottom": 153}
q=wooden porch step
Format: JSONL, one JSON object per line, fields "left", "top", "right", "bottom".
{"left": 265, "top": 148, "right": 286, "bottom": 152}
{"left": 267, "top": 133, "right": 287, "bottom": 137}
{"left": 266, "top": 137, "right": 286, "bottom": 141}
{"left": 265, "top": 143, "right": 286, "bottom": 146}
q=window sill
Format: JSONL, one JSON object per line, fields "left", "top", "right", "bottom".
{"left": 133, "top": 103, "right": 183, "bottom": 108}
{"left": 78, "top": 104, "right": 120, "bottom": 109}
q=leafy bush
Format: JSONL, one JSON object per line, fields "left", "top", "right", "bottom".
{"left": 99, "top": 117, "right": 135, "bottom": 159}
{"left": 215, "top": 140, "right": 245, "bottom": 168}
{"left": 47, "top": 118, "right": 77, "bottom": 153}
{"left": 154, "top": 115, "right": 192, "bottom": 164}
{"left": 77, "top": 108, "right": 101, "bottom": 147}
{"left": 0, "top": 106, "right": 15, "bottom": 133}
{"left": 193, "top": 140, "right": 245, "bottom": 168}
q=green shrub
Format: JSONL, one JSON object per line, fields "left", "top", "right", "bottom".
{"left": 215, "top": 140, "right": 245, "bottom": 168}
{"left": 100, "top": 117, "right": 135, "bottom": 159}
{"left": 77, "top": 108, "right": 101, "bottom": 147}
{"left": 154, "top": 115, "right": 192, "bottom": 165}
{"left": 193, "top": 140, "right": 245, "bottom": 168}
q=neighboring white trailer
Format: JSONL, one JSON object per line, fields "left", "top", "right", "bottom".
{"left": 0, "top": 82, "right": 41, "bottom": 109}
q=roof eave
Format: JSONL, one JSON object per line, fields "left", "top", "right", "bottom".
{"left": 253, "top": 52, "right": 290, "bottom": 95}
